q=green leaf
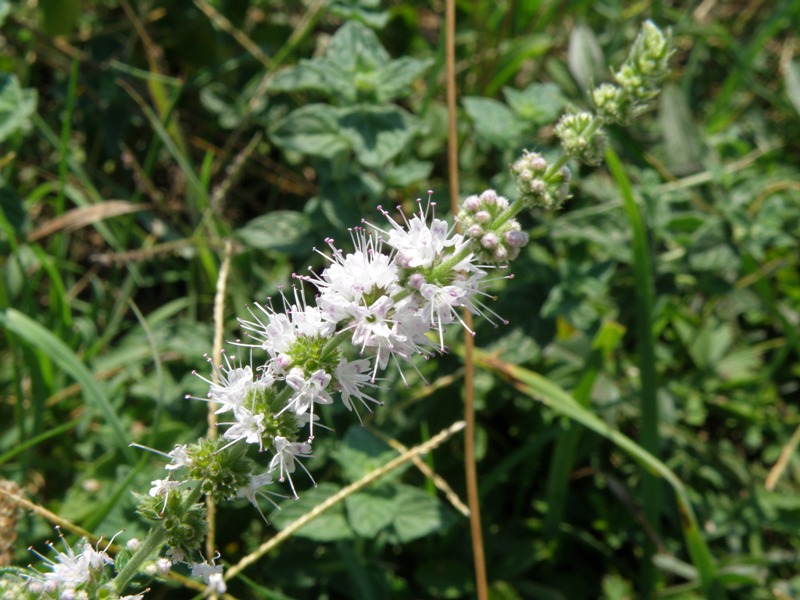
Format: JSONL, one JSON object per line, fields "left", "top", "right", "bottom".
{"left": 269, "top": 22, "right": 429, "bottom": 103}
{"left": 345, "top": 490, "right": 397, "bottom": 537}
{"left": 270, "top": 104, "right": 349, "bottom": 159}
{"left": 235, "top": 211, "right": 313, "bottom": 255}
{"left": 0, "top": 1, "right": 9, "bottom": 27}
{"left": 374, "top": 57, "right": 434, "bottom": 102}
{"left": 0, "top": 73, "right": 37, "bottom": 142}
{"left": 503, "top": 83, "right": 566, "bottom": 126}
{"left": 784, "top": 59, "right": 800, "bottom": 117}
{"left": 658, "top": 83, "right": 703, "bottom": 172}
{"left": 328, "top": 0, "right": 390, "bottom": 29}
{"left": 268, "top": 64, "right": 329, "bottom": 94}
{"left": 0, "top": 308, "right": 135, "bottom": 462}
{"left": 270, "top": 484, "right": 355, "bottom": 542}
{"left": 384, "top": 160, "right": 433, "bottom": 187}
{"left": 462, "top": 97, "right": 521, "bottom": 148}
{"left": 338, "top": 105, "right": 417, "bottom": 168}
{"left": 567, "top": 23, "right": 605, "bottom": 92}
{"left": 326, "top": 20, "right": 389, "bottom": 71}
{"left": 389, "top": 485, "right": 453, "bottom": 543}
{"left": 333, "top": 426, "right": 397, "bottom": 483}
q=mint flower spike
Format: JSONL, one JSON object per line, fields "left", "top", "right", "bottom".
{"left": 593, "top": 19, "right": 673, "bottom": 124}
{"left": 554, "top": 111, "right": 607, "bottom": 166}
{"left": 511, "top": 150, "right": 572, "bottom": 210}
{"left": 457, "top": 189, "right": 529, "bottom": 262}
{"left": 20, "top": 527, "right": 142, "bottom": 600}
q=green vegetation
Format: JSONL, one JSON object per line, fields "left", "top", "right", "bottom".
{"left": 2, "top": 1, "right": 800, "bottom": 598}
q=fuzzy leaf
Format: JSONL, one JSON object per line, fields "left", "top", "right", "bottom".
{"left": 236, "top": 211, "right": 313, "bottom": 255}
{"left": 345, "top": 490, "right": 397, "bottom": 537}
{"left": 338, "top": 105, "right": 417, "bottom": 168}
{"left": 658, "top": 83, "right": 702, "bottom": 172}
{"left": 503, "top": 82, "right": 566, "bottom": 126}
{"left": 784, "top": 59, "right": 800, "bottom": 117}
{"left": 567, "top": 24, "right": 605, "bottom": 92}
{"left": 270, "top": 484, "right": 355, "bottom": 541}
{"left": 0, "top": 73, "right": 37, "bottom": 142}
{"left": 270, "top": 104, "right": 349, "bottom": 158}
{"left": 374, "top": 57, "right": 434, "bottom": 102}
{"left": 389, "top": 485, "right": 453, "bottom": 543}
{"left": 462, "top": 97, "right": 521, "bottom": 147}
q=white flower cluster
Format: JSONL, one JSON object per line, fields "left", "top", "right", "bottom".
{"left": 14, "top": 530, "right": 144, "bottom": 600}
{"left": 165, "top": 193, "right": 521, "bottom": 502}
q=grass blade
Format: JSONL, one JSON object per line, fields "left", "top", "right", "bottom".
{"left": 0, "top": 307, "right": 135, "bottom": 462}
{"left": 474, "top": 349, "right": 726, "bottom": 599}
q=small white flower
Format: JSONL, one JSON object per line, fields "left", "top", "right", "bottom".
{"left": 335, "top": 358, "right": 380, "bottom": 419}
{"left": 284, "top": 368, "right": 333, "bottom": 438}
{"left": 148, "top": 478, "right": 180, "bottom": 498}
{"left": 236, "top": 472, "right": 280, "bottom": 523}
{"left": 221, "top": 408, "right": 265, "bottom": 450}
{"left": 268, "top": 436, "right": 313, "bottom": 498}
{"left": 164, "top": 444, "right": 190, "bottom": 471}
{"left": 191, "top": 559, "right": 225, "bottom": 593}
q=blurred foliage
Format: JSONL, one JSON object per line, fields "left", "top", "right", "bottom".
{"left": 1, "top": 0, "right": 800, "bottom": 598}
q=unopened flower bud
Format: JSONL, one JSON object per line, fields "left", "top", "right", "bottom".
{"left": 408, "top": 273, "right": 425, "bottom": 289}
{"left": 467, "top": 224, "right": 483, "bottom": 238}
{"left": 481, "top": 233, "right": 499, "bottom": 249}
{"left": 475, "top": 210, "right": 491, "bottom": 224}
{"left": 463, "top": 195, "right": 480, "bottom": 212}
{"left": 505, "top": 230, "right": 529, "bottom": 248}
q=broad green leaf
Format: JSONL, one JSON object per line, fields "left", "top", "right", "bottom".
{"left": 338, "top": 105, "right": 417, "bottom": 168}
{"left": 345, "top": 490, "right": 397, "bottom": 537}
{"left": 688, "top": 321, "right": 732, "bottom": 369}
{"left": 462, "top": 97, "right": 521, "bottom": 148}
{"left": 567, "top": 23, "right": 605, "bottom": 92}
{"left": 326, "top": 20, "right": 389, "bottom": 71}
{"left": 236, "top": 211, "right": 313, "bottom": 255}
{"left": 389, "top": 485, "right": 452, "bottom": 543}
{"left": 270, "top": 104, "right": 349, "bottom": 159}
{"left": 268, "top": 64, "right": 329, "bottom": 94}
{"left": 0, "top": 73, "right": 37, "bottom": 142}
{"left": 374, "top": 57, "right": 434, "bottom": 102}
{"left": 333, "top": 426, "right": 397, "bottom": 483}
{"left": 270, "top": 484, "right": 355, "bottom": 541}
{"left": 270, "top": 22, "right": 429, "bottom": 103}
{"left": 329, "top": 0, "right": 390, "bottom": 29}
{"left": 0, "top": 1, "right": 9, "bottom": 27}
{"left": 658, "top": 83, "right": 703, "bottom": 172}
{"left": 384, "top": 160, "right": 433, "bottom": 187}
{"left": 784, "top": 59, "right": 800, "bottom": 117}
{"left": 503, "top": 83, "right": 566, "bottom": 126}
{"left": 716, "top": 347, "right": 762, "bottom": 383}
{"left": 0, "top": 308, "right": 135, "bottom": 462}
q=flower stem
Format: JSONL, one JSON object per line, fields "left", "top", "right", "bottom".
{"left": 445, "top": 0, "right": 488, "bottom": 598}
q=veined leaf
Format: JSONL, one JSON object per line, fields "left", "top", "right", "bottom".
{"left": 0, "top": 73, "right": 37, "bottom": 142}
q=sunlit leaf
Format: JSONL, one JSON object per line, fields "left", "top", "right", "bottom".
{"left": 0, "top": 73, "right": 37, "bottom": 142}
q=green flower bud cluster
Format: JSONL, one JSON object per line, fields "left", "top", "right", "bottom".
{"left": 510, "top": 20, "right": 671, "bottom": 208}
{"left": 136, "top": 487, "right": 207, "bottom": 558}
{"left": 554, "top": 111, "right": 607, "bottom": 165}
{"left": 510, "top": 150, "right": 571, "bottom": 210}
{"left": 592, "top": 20, "right": 672, "bottom": 123}
{"left": 456, "top": 189, "right": 529, "bottom": 263}
{"left": 186, "top": 438, "right": 254, "bottom": 503}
